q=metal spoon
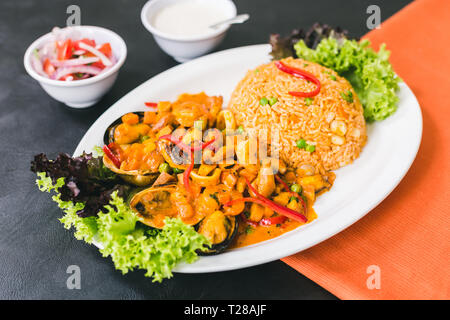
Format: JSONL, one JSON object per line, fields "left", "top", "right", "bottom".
{"left": 208, "top": 14, "right": 250, "bottom": 29}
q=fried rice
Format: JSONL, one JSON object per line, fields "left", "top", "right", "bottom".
{"left": 228, "top": 57, "right": 367, "bottom": 173}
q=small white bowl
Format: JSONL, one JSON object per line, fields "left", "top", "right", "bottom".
{"left": 24, "top": 26, "right": 127, "bottom": 108}
{"left": 141, "top": 0, "right": 236, "bottom": 63}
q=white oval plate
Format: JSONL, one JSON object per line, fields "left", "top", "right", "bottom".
{"left": 74, "top": 44, "right": 422, "bottom": 273}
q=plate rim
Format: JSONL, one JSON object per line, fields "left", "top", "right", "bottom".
{"left": 73, "top": 44, "right": 423, "bottom": 273}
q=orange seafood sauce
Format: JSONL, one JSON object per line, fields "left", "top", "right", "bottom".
{"left": 230, "top": 203, "right": 317, "bottom": 249}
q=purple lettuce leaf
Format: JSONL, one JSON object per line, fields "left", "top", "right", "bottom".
{"left": 31, "top": 152, "right": 130, "bottom": 218}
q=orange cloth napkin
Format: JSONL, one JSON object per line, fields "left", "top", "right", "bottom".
{"left": 282, "top": 0, "right": 450, "bottom": 300}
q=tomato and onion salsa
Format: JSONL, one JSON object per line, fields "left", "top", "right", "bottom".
{"left": 31, "top": 28, "right": 116, "bottom": 81}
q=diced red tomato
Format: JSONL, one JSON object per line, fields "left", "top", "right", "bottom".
{"left": 90, "top": 61, "right": 106, "bottom": 69}
{"left": 73, "top": 38, "right": 97, "bottom": 57}
{"left": 56, "top": 39, "right": 73, "bottom": 60}
{"left": 97, "top": 43, "right": 112, "bottom": 58}
{"left": 59, "top": 74, "right": 75, "bottom": 81}
{"left": 43, "top": 58, "right": 56, "bottom": 77}
{"left": 73, "top": 38, "right": 96, "bottom": 50}
{"left": 88, "top": 43, "right": 112, "bottom": 69}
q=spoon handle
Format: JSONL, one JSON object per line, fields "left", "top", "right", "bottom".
{"left": 209, "top": 14, "right": 250, "bottom": 29}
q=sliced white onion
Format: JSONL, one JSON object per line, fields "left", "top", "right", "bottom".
{"left": 39, "top": 41, "right": 57, "bottom": 60}
{"left": 73, "top": 50, "right": 86, "bottom": 56}
{"left": 78, "top": 42, "right": 112, "bottom": 66}
{"left": 51, "top": 26, "right": 82, "bottom": 42}
{"left": 31, "top": 52, "right": 46, "bottom": 77}
{"left": 50, "top": 57, "right": 100, "bottom": 67}
{"left": 51, "top": 65, "right": 102, "bottom": 80}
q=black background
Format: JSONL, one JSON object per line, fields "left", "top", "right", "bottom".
{"left": 0, "top": 0, "right": 412, "bottom": 299}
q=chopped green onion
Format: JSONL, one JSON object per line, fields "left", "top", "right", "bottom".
{"left": 236, "top": 125, "right": 245, "bottom": 135}
{"left": 290, "top": 184, "right": 302, "bottom": 193}
{"left": 245, "top": 225, "right": 254, "bottom": 234}
{"left": 158, "top": 163, "right": 170, "bottom": 173}
{"left": 260, "top": 97, "right": 268, "bottom": 106}
{"left": 289, "top": 196, "right": 297, "bottom": 202}
{"left": 268, "top": 97, "right": 278, "bottom": 106}
{"left": 330, "top": 74, "right": 337, "bottom": 81}
{"left": 340, "top": 90, "right": 354, "bottom": 103}
{"left": 305, "top": 144, "right": 316, "bottom": 152}
{"left": 140, "top": 135, "right": 150, "bottom": 142}
{"left": 296, "top": 139, "right": 307, "bottom": 149}
{"left": 304, "top": 97, "right": 313, "bottom": 106}
{"left": 172, "top": 167, "right": 184, "bottom": 174}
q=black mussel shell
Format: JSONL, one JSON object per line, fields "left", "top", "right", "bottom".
{"left": 103, "top": 112, "right": 145, "bottom": 145}
{"left": 196, "top": 213, "right": 238, "bottom": 256}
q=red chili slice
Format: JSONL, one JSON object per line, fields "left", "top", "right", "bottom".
{"left": 224, "top": 179, "right": 308, "bottom": 223}
{"left": 144, "top": 102, "right": 158, "bottom": 112}
{"left": 274, "top": 60, "right": 321, "bottom": 97}
{"left": 159, "top": 134, "right": 191, "bottom": 154}
{"left": 245, "top": 179, "right": 307, "bottom": 222}
{"left": 102, "top": 144, "right": 121, "bottom": 168}
{"left": 260, "top": 215, "right": 288, "bottom": 226}
{"left": 158, "top": 134, "right": 216, "bottom": 194}
{"left": 224, "top": 197, "right": 306, "bottom": 223}
{"left": 158, "top": 134, "right": 216, "bottom": 153}
{"left": 145, "top": 102, "right": 158, "bottom": 107}
{"left": 240, "top": 212, "right": 258, "bottom": 227}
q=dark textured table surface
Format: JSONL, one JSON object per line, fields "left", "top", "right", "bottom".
{"left": 0, "top": 0, "right": 411, "bottom": 299}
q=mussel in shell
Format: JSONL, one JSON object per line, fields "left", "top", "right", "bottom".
{"left": 196, "top": 211, "right": 238, "bottom": 256}
{"left": 103, "top": 154, "right": 159, "bottom": 187}
{"left": 129, "top": 184, "right": 204, "bottom": 229}
{"left": 103, "top": 112, "right": 145, "bottom": 146}
{"left": 102, "top": 112, "right": 161, "bottom": 187}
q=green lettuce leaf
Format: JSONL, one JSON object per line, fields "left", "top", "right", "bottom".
{"left": 97, "top": 199, "right": 210, "bottom": 282}
{"left": 294, "top": 38, "right": 400, "bottom": 122}
{"left": 35, "top": 172, "right": 210, "bottom": 282}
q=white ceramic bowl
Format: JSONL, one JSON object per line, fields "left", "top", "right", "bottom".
{"left": 24, "top": 26, "right": 127, "bottom": 108}
{"left": 141, "top": 0, "right": 236, "bottom": 62}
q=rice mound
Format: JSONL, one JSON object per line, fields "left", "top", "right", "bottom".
{"left": 228, "top": 57, "right": 367, "bottom": 172}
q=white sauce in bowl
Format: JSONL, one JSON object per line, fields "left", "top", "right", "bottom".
{"left": 152, "top": 0, "right": 230, "bottom": 37}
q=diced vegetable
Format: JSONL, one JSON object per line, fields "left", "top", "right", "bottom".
{"left": 268, "top": 97, "right": 278, "bottom": 106}
{"left": 305, "top": 144, "right": 316, "bottom": 152}
{"left": 290, "top": 184, "right": 302, "bottom": 193}
{"left": 340, "top": 90, "right": 354, "bottom": 103}
{"left": 296, "top": 139, "right": 307, "bottom": 149}
{"left": 158, "top": 163, "right": 171, "bottom": 173}
{"left": 275, "top": 175, "right": 307, "bottom": 216}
